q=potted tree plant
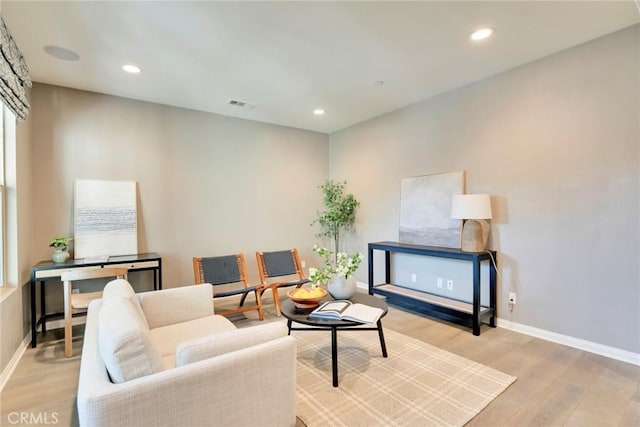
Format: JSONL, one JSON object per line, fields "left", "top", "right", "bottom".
{"left": 49, "top": 236, "right": 72, "bottom": 263}
{"left": 311, "top": 180, "right": 359, "bottom": 256}
{"left": 311, "top": 180, "right": 361, "bottom": 298}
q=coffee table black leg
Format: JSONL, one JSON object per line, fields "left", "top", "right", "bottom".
{"left": 377, "top": 320, "right": 388, "bottom": 358}
{"left": 331, "top": 326, "right": 338, "bottom": 387}
{"left": 286, "top": 319, "right": 292, "bottom": 335}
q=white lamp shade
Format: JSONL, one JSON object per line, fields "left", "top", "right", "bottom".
{"left": 451, "top": 194, "right": 492, "bottom": 219}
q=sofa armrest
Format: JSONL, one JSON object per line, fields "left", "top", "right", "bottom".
{"left": 78, "top": 336, "right": 297, "bottom": 427}
{"left": 138, "top": 284, "right": 213, "bottom": 329}
{"left": 176, "top": 321, "right": 288, "bottom": 366}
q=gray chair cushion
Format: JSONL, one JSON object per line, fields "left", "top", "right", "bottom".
{"left": 262, "top": 251, "right": 296, "bottom": 277}
{"left": 201, "top": 255, "right": 241, "bottom": 285}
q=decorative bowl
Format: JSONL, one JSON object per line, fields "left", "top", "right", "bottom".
{"left": 287, "top": 287, "right": 327, "bottom": 309}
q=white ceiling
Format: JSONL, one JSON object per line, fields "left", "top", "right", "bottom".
{"left": 3, "top": 1, "right": 639, "bottom": 134}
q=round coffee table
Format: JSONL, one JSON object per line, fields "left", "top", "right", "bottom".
{"left": 281, "top": 292, "right": 388, "bottom": 387}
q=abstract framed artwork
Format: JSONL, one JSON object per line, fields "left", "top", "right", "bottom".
{"left": 399, "top": 171, "right": 465, "bottom": 248}
{"left": 74, "top": 179, "right": 138, "bottom": 259}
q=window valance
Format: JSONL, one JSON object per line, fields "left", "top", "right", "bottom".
{"left": 0, "top": 17, "right": 31, "bottom": 120}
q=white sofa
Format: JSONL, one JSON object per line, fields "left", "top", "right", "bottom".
{"left": 77, "top": 281, "right": 297, "bottom": 427}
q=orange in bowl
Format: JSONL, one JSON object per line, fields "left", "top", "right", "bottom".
{"left": 287, "top": 286, "right": 327, "bottom": 308}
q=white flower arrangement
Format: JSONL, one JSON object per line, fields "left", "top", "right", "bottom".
{"left": 309, "top": 243, "right": 363, "bottom": 285}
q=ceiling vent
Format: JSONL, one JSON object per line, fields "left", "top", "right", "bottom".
{"left": 227, "top": 99, "right": 257, "bottom": 110}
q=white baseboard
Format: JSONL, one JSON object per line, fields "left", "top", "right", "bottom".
{"left": 0, "top": 317, "right": 87, "bottom": 391}
{"left": 359, "top": 281, "right": 640, "bottom": 366}
{"left": 356, "top": 281, "right": 368, "bottom": 290}
{"left": 497, "top": 319, "right": 640, "bottom": 366}
{"left": 0, "top": 332, "right": 29, "bottom": 393}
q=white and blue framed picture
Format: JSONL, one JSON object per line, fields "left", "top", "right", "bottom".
{"left": 74, "top": 179, "right": 138, "bottom": 259}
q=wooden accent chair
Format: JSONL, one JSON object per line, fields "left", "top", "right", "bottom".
{"left": 256, "top": 248, "right": 310, "bottom": 316}
{"left": 193, "top": 253, "right": 264, "bottom": 320}
{"left": 62, "top": 267, "right": 128, "bottom": 357}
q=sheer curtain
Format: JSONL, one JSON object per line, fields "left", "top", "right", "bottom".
{"left": 0, "top": 17, "right": 31, "bottom": 120}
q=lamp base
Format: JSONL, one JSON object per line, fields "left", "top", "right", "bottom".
{"left": 460, "top": 219, "right": 489, "bottom": 252}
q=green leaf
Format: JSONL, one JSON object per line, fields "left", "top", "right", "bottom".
{"left": 311, "top": 180, "right": 360, "bottom": 252}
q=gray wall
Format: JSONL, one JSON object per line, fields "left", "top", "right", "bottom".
{"left": 0, "top": 87, "right": 34, "bottom": 373}
{"left": 27, "top": 84, "right": 328, "bottom": 312}
{"left": 330, "top": 25, "right": 639, "bottom": 353}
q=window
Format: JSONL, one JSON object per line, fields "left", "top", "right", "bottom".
{"left": 0, "top": 105, "right": 13, "bottom": 287}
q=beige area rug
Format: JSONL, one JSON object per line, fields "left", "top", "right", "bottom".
{"left": 295, "top": 328, "right": 516, "bottom": 427}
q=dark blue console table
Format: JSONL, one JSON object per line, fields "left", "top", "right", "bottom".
{"left": 368, "top": 241, "right": 496, "bottom": 335}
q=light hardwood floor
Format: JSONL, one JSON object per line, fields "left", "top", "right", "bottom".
{"left": 1, "top": 294, "right": 638, "bottom": 426}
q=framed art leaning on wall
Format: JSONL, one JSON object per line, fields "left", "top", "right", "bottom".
{"left": 74, "top": 179, "right": 138, "bottom": 259}
{"left": 399, "top": 171, "right": 464, "bottom": 248}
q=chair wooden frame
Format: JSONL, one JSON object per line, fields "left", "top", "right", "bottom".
{"left": 256, "top": 248, "right": 309, "bottom": 316}
{"left": 62, "top": 267, "right": 128, "bottom": 358}
{"left": 193, "top": 253, "right": 265, "bottom": 320}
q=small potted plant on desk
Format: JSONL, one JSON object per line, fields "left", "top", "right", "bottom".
{"left": 49, "top": 236, "right": 72, "bottom": 263}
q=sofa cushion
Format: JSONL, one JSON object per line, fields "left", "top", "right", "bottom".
{"left": 139, "top": 284, "right": 214, "bottom": 329}
{"left": 98, "top": 296, "right": 164, "bottom": 383}
{"left": 102, "top": 278, "right": 149, "bottom": 329}
{"left": 176, "top": 321, "right": 288, "bottom": 367}
{"left": 149, "top": 315, "right": 236, "bottom": 368}
{"left": 102, "top": 278, "right": 135, "bottom": 299}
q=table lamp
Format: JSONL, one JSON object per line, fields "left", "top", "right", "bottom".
{"left": 451, "top": 194, "right": 492, "bottom": 252}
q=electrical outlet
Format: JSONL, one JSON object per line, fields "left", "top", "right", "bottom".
{"left": 447, "top": 279, "right": 454, "bottom": 290}
{"left": 509, "top": 292, "right": 517, "bottom": 304}
{"left": 437, "top": 278, "right": 443, "bottom": 288}
{"left": 301, "top": 260, "right": 306, "bottom": 268}
{"left": 411, "top": 273, "right": 417, "bottom": 283}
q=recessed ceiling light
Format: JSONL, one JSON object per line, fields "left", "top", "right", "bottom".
{"left": 44, "top": 45, "right": 80, "bottom": 61}
{"left": 313, "top": 109, "right": 325, "bottom": 115}
{"left": 470, "top": 27, "right": 494, "bottom": 41}
{"left": 122, "top": 64, "right": 142, "bottom": 74}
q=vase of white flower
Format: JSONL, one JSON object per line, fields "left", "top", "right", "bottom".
{"left": 327, "top": 274, "right": 357, "bottom": 300}
{"left": 309, "top": 244, "right": 363, "bottom": 300}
